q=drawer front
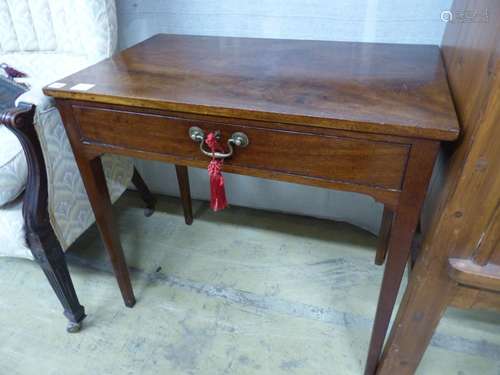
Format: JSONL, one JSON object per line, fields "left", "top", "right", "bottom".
{"left": 74, "top": 105, "right": 410, "bottom": 190}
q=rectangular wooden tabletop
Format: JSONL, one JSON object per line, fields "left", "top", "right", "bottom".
{"left": 44, "top": 34, "right": 459, "bottom": 141}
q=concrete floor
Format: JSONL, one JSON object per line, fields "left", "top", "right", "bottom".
{"left": 1, "top": 192, "right": 499, "bottom": 375}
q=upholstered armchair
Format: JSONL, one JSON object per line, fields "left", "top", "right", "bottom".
{"left": 0, "top": 0, "right": 155, "bottom": 331}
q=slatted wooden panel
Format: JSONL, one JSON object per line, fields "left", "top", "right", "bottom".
{"left": 378, "top": 1, "right": 500, "bottom": 374}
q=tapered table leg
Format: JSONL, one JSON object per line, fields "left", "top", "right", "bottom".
{"left": 364, "top": 140, "right": 439, "bottom": 375}
{"left": 74, "top": 156, "right": 135, "bottom": 307}
{"left": 376, "top": 253, "right": 455, "bottom": 374}
{"left": 375, "top": 207, "right": 393, "bottom": 265}
{"left": 132, "top": 167, "right": 157, "bottom": 217}
{"left": 175, "top": 165, "right": 193, "bottom": 225}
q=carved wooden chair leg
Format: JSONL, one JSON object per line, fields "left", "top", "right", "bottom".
{"left": 375, "top": 207, "right": 393, "bottom": 265}
{"left": 1, "top": 104, "right": 86, "bottom": 332}
{"left": 175, "top": 165, "right": 193, "bottom": 225}
{"left": 131, "top": 167, "right": 157, "bottom": 217}
{"left": 27, "top": 229, "right": 86, "bottom": 333}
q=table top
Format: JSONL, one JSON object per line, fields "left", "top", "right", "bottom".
{"left": 44, "top": 34, "right": 459, "bottom": 141}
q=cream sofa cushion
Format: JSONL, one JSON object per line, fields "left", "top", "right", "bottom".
{"left": 0, "top": 0, "right": 129, "bottom": 259}
{"left": 0, "top": 125, "right": 27, "bottom": 206}
{"left": 0, "top": 53, "right": 90, "bottom": 208}
{"left": 0, "top": 50, "right": 133, "bottom": 253}
{"left": 0, "top": 0, "right": 117, "bottom": 62}
{"left": 0, "top": 97, "right": 133, "bottom": 258}
{"left": 1, "top": 53, "right": 91, "bottom": 89}
{"left": 0, "top": 197, "right": 32, "bottom": 258}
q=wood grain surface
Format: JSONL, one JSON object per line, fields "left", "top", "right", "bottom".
{"left": 44, "top": 34, "right": 459, "bottom": 141}
{"left": 73, "top": 104, "right": 410, "bottom": 191}
{"left": 43, "top": 34, "right": 461, "bottom": 374}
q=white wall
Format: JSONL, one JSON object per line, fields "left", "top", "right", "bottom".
{"left": 117, "top": 0, "right": 452, "bottom": 234}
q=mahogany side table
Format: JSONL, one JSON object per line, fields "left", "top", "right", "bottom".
{"left": 43, "top": 34, "right": 459, "bottom": 374}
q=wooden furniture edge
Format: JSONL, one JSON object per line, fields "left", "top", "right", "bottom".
{"left": 54, "top": 98, "right": 443, "bottom": 211}
{"left": 449, "top": 284, "right": 500, "bottom": 311}
{"left": 42, "top": 88, "right": 460, "bottom": 142}
{"left": 448, "top": 258, "right": 500, "bottom": 293}
{"left": 0, "top": 104, "right": 87, "bottom": 332}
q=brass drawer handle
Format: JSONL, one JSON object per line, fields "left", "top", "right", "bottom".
{"left": 189, "top": 126, "right": 249, "bottom": 159}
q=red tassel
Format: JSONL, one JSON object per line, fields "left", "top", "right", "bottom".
{"left": 206, "top": 132, "right": 228, "bottom": 211}
{"left": 208, "top": 159, "right": 228, "bottom": 211}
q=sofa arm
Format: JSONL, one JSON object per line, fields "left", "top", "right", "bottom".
{"left": 1, "top": 105, "right": 86, "bottom": 326}
{"left": 15, "top": 86, "right": 55, "bottom": 111}
{"left": 0, "top": 104, "right": 56, "bottom": 254}
{"left": 0, "top": 105, "right": 35, "bottom": 131}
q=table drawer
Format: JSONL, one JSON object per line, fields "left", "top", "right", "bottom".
{"left": 74, "top": 105, "right": 410, "bottom": 190}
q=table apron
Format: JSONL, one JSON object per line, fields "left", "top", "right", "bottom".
{"left": 70, "top": 104, "right": 411, "bottom": 207}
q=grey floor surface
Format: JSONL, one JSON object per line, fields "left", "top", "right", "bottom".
{"left": 1, "top": 192, "right": 499, "bottom": 375}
